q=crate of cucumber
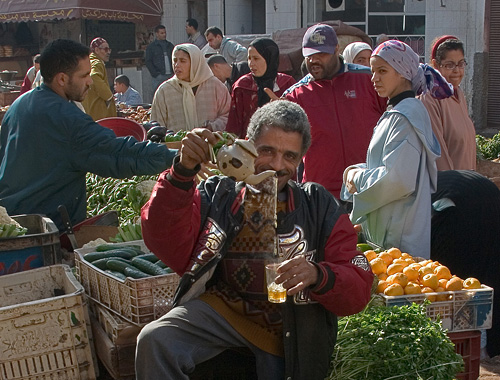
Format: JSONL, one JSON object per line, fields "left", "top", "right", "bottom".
{"left": 74, "top": 240, "right": 180, "bottom": 326}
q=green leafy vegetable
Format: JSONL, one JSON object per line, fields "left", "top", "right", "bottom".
{"left": 477, "top": 132, "right": 500, "bottom": 160}
{"left": 328, "top": 302, "right": 463, "bottom": 380}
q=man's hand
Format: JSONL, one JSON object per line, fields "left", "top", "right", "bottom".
{"left": 344, "top": 167, "right": 362, "bottom": 194}
{"left": 275, "top": 255, "right": 319, "bottom": 296}
{"left": 263, "top": 88, "right": 280, "bottom": 101}
{"left": 179, "top": 128, "right": 219, "bottom": 170}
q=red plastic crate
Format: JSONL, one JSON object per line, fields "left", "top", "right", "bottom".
{"left": 449, "top": 330, "right": 481, "bottom": 380}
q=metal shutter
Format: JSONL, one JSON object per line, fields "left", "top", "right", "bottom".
{"left": 487, "top": 1, "right": 500, "bottom": 129}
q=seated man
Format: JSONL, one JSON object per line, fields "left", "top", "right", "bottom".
{"left": 136, "top": 100, "right": 373, "bottom": 379}
{"left": 114, "top": 74, "right": 143, "bottom": 107}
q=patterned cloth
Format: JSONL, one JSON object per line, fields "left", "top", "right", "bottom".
{"left": 373, "top": 40, "right": 453, "bottom": 99}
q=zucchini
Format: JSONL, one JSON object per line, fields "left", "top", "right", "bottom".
{"left": 154, "top": 260, "right": 167, "bottom": 269}
{"left": 135, "top": 253, "right": 160, "bottom": 263}
{"left": 83, "top": 249, "right": 138, "bottom": 262}
{"left": 105, "top": 270, "right": 127, "bottom": 281}
{"left": 124, "top": 266, "right": 150, "bottom": 279}
{"left": 91, "top": 257, "right": 131, "bottom": 270}
{"left": 131, "top": 257, "right": 167, "bottom": 276}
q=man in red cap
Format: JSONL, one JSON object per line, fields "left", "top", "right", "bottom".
{"left": 82, "top": 37, "right": 117, "bottom": 121}
{"left": 283, "top": 24, "right": 386, "bottom": 201}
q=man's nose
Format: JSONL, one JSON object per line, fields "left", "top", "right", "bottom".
{"left": 268, "top": 154, "right": 285, "bottom": 171}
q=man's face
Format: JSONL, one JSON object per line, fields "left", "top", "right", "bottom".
{"left": 185, "top": 23, "right": 195, "bottom": 37}
{"left": 94, "top": 42, "right": 111, "bottom": 62}
{"left": 65, "top": 58, "right": 92, "bottom": 102}
{"left": 206, "top": 33, "right": 222, "bottom": 50}
{"left": 156, "top": 28, "right": 167, "bottom": 41}
{"left": 210, "top": 62, "right": 232, "bottom": 82}
{"left": 305, "top": 48, "right": 340, "bottom": 80}
{"left": 253, "top": 126, "right": 303, "bottom": 192}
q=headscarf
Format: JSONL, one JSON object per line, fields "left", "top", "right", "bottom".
{"left": 431, "top": 35, "right": 457, "bottom": 61}
{"left": 169, "top": 43, "right": 214, "bottom": 130}
{"left": 249, "top": 38, "right": 280, "bottom": 107}
{"left": 90, "top": 37, "right": 107, "bottom": 53}
{"left": 342, "top": 42, "right": 372, "bottom": 64}
{"left": 372, "top": 40, "right": 453, "bottom": 99}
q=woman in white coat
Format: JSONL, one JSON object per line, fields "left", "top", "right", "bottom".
{"left": 341, "top": 40, "right": 452, "bottom": 259}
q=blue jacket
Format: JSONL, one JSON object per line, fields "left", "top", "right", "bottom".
{"left": 0, "top": 84, "right": 176, "bottom": 230}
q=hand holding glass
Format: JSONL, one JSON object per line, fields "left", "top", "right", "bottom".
{"left": 265, "top": 263, "right": 287, "bottom": 303}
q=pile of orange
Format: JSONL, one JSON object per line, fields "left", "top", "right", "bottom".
{"left": 366, "top": 247, "right": 482, "bottom": 301}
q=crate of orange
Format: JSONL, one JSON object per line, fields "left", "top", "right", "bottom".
{"left": 362, "top": 246, "right": 494, "bottom": 332}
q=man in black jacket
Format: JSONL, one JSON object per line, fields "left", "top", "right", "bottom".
{"left": 145, "top": 25, "right": 174, "bottom": 93}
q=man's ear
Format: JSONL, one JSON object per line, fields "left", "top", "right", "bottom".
{"left": 53, "top": 72, "right": 68, "bottom": 88}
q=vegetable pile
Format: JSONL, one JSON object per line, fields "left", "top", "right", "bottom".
{"left": 328, "top": 302, "right": 463, "bottom": 380}
{"left": 83, "top": 243, "right": 173, "bottom": 281}
{"left": 0, "top": 206, "right": 27, "bottom": 238}
{"left": 476, "top": 132, "right": 500, "bottom": 160}
{"left": 86, "top": 174, "right": 158, "bottom": 225}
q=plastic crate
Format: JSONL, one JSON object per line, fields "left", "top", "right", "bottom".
{"left": 88, "top": 300, "right": 141, "bottom": 346}
{"left": 383, "top": 285, "right": 493, "bottom": 332}
{"left": 0, "top": 214, "right": 61, "bottom": 276}
{"left": 0, "top": 265, "right": 96, "bottom": 380}
{"left": 449, "top": 330, "right": 481, "bottom": 380}
{"left": 74, "top": 240, "right": 180, "bottom": 326}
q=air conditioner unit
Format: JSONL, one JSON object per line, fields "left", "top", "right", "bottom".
{"left": 326, "top": 0, "right": 345, "bottom": 11}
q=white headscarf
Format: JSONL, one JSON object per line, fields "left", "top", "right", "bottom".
{"left": 168, "top": 43, "right": 214, "bottom": 130}
{"left": 372, "top": 40, "right": 453, "bottom": 99}
{"left": 342, "top": 42, "right": 372, "bottom": 64}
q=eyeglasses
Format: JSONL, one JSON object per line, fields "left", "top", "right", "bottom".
{"left": 99, "top": 47, "right": 112, "bottom": 53}
{"left": 440, "top": 60, "right": 467, "bottom": 70}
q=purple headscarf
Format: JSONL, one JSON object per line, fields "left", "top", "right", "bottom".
{"left": 372, "top": 40, "right": 453, "bottom": 99}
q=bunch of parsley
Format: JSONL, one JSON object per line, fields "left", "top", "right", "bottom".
{"left": 328, "top": 302, "right": 463, "bottom": 380}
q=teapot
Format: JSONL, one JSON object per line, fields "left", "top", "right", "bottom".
{"left": 215, "top": 136, "right": 275, "bottom": 185}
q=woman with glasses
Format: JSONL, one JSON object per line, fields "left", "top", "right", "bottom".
{"left": 82, "top": 37, "right": 117, "bottom": 121}
{"left": 420, "top": 36, "right": 476, "bottom": 170}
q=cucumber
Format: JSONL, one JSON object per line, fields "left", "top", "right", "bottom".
{"left": 91, "top": 257, "right": 131, "bottom": 270}
{"left": 106, "top": 259, "right": 135, "bottom": 273}
{"left": 83, "top": 249, "right": 135, "bottom": 262}
{"left": 154, "top": 260, "right": 167, "bottom": 269}
{"left": 131, "top": 257, "right": 167, "bottom": 276}
{"left": 124, "top": 266, "right": 150, "bottom": 279}
{"left": 95, "top": 244, "right": 143, "bottom": 252}
{"left": 135, "top": 253, "right": 160, "bottom": 263}
{"left": 105, "top": 270, "right": 127, "bottom": 281}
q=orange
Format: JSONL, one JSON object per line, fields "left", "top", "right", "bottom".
{"left": 387, "top": 272, "right": 408, "bottom": 288}
{"left": 403, "top": 266, "right": 419, "bottom": 282}
{"left": 404, "top": 282, "right": 421, "bottom": 295}
{"left": 377, "top": 280, "right": 389, "bottom": 294}
{"left": 435, "top": 286, "right": 449, "bottom": 302}
{"left": 425, "top": 261, "right": 440, "bottom": 271}
{"left": 421, "top": 273, "right": 439, "bottom": 290}
{"left": 463, "top": 277, "right": 481, "bottom": 289}
{"left": 377, "top": 273, "right": 388, "bottom": 281}
{"left": 418, "top": 266, "right": 433, "bottom": 282}
{"left": 401, "top": 252, "right": 413, "bottom": 260}
{"left": 419, "top": 259, "right": 432, "bottom": 266}
{"left": 387, "top": 247, "right": 402, "bottom": 259}
{"left": 378, "top": 251, "right": 394, "bottom": 266}
{"left": 438, "top": 278, "right": 448, "bottom": 289}
{"left": 370, "top": 257, "right": 387, "bottom": 275}
{"left": 421, "top": 286, "right": 437, "bottom": 302}
{"left": 387, "top": 263, "right": 405, "bottom": 275}
{"left": 405, "top": 257, "right": 415, "bottom": 265}
{"left": 408, "top": 263, "right": 422, "bottom": 271}
{"left": 384, "top": 283, "right": 404, "bottom": 296}
{"left": 364, "top": 250, "right": 377, "bottom": 262}
{"left": 445, "top": 277, "right": 463, "bottom": 291}
{"left": 392, "top": 258, "right": 410, "bottom": 268}
{"left": 434, "top": 265, "right": 452, "bottom": 281}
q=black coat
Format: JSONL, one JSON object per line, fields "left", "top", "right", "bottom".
{"left": 145, "top": 39, "right": 174, "bottom": 78}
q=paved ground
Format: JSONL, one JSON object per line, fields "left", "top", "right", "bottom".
{"left": 481, "top": 356, "right": 500, "bottom": 379}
